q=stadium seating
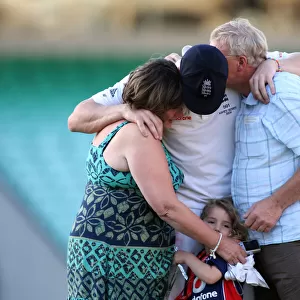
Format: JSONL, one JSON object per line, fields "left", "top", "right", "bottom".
{"left": 0, "top": 56, "right": 146, "bottom": 252}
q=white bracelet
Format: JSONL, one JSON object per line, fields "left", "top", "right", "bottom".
{"left": 209, "top": 233, "right": 223, "bottom": 259}
{"left": 174, "top": 246, "right": 188, "bottom": 280}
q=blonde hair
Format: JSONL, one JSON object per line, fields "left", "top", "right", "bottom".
{"left": 200, "top": 198, "right": 248, "bottom": 241}
{"left": 210, "top": 18, "right": 268, "bottom": 67}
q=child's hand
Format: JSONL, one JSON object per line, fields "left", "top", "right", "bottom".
{"left": 174, "top": 250, "right": 187, "bottom": 265}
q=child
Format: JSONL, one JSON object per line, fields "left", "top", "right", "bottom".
{"left": 174, "top": 198, "right": 248, "bottom": 300}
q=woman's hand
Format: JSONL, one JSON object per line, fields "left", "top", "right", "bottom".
{"left": 216, "top": 236, "right": 247, "bottom": 265}
{"left": 122, "top": 105, "right": 163, "bottom": 140}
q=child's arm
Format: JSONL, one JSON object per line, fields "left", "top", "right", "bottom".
{"left": 174, "top": 250, "right": 222, "bottom": 285}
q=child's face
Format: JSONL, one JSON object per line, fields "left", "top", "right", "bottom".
{"left": 203, "top": 206, "right": 233, "bottom": 237}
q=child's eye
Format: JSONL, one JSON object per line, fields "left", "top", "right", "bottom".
{"left": 224, "top": 224, "right": 231, "bottom": 229}
{"left": 207, "top": 221, "right": 215, "bottom": 224}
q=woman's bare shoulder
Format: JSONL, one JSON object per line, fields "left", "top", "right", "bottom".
{"left": 117, "top": 122, "right": 158, "bottom": 145}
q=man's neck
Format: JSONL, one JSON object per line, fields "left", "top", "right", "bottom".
{"left": 233, "top": 83, "right": 251, "bottom": 97}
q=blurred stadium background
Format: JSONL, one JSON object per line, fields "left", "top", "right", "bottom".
{"left": 0, "top": 1, "right": 300, "bottom": 299}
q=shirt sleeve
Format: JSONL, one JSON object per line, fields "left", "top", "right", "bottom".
{"left": 92, "top": 75, "right": 129, "bottom": 106}
{"left": 263, "top": 75, "right": 300, "bottom": 155}
{"left": 206, "top": 255, "right": 228, "bottom": 277}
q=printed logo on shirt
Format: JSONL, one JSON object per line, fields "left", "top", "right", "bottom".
{"left": 110, "top": 88, "right": 117, "bottom": 97}
{"left": 192, "top": 292, "right": 218, "bottom": 300}
{"left": 173, "top": 109, "right": 192, "bottom": 121}
{"left": 222, "top": 94, "right": 229, "bottom": 102}
{"left": 193, "top": 278, "right": 206, "bottom": 294}
{"left": 192, "top": 277, "right": 218, "bottom": 300}
{"left": 218, "top": 93, "right": 237, "bottom": 116}
{"left": 173, "top": 115, "right": 192, "bottom": 120}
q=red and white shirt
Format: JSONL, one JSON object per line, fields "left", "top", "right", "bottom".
{"left": 175, "top": 250, "right": 243, "bottom": 300}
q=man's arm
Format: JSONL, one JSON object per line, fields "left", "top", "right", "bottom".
{"left": 68, "top": 99, "right": 163, "bottom": 139}
{"left": 244, "top": 87, "right": 300, "bottom": 232}
{"left": 68, "top": 75, "right": 128, "bottom": 134}
{"left": 272, "top": 169, "right": 300, "bottom": 212}
{"left": 279, "top": 52, "right": 300, "bottom": 75}
{"left": 68, "top": 99, "right": 125, "bottom": 133}
{"left": 67, "top": 54, "right": 182, "bottom": 138}
{"left": 250, "top": 51, "right": 300, "bottom": 103}
{"left": 244, "top": 169, "right": 300, "bottom": 232}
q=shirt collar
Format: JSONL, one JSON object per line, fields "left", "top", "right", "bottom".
{"left": 242, "top": 93, "right": 259, "bottom": 106}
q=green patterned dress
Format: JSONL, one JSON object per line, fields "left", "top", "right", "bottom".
{"left": 67, "top": 121, "right": 184, "bottom": 300}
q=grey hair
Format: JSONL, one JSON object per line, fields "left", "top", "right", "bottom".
{"left": 210, "top": 18, "right": 268, "bottom": 67}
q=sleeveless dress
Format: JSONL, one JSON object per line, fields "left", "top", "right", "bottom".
{"left": 67, "top": 121, "right": 184, "bottom": 300}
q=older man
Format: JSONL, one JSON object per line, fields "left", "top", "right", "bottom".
{"left": 210, "top": 18, "right": 300, "bottom": 300}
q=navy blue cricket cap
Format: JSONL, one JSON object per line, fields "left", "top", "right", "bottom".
{"left": 180, "top": 44, "right": 228, "bottom": 115}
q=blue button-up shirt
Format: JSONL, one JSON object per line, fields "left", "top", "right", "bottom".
{"left": 232, "top": 72, "right": 300, "bottom": 245}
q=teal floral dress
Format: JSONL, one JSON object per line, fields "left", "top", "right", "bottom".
{"left": 67, "top": 121, "right": 184, "bottom": 300}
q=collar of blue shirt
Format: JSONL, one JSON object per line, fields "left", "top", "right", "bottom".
{"left": 242, "top": 94, "right": 259, "bottom": 106}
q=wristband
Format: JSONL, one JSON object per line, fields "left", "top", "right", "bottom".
{"left": 268, "top": 57, "right": 282, "bottom": 72}
{"left": 209, "top": 233, "right": 223, "bottom": 259}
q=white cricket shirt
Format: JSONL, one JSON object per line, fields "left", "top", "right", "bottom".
{"left": 92, "top": 50, "right": 287, "bottom": 210}
{"left": 92, "top": 81, "right": 240, "bottom": 210}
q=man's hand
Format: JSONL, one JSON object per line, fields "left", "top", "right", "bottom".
{"left": 217, "top": 236, "right": 247, "bottom": 265}
{"left": 164, "top": 53, "right": 181, "bottom": 64}
{"left": 122, "top": 104, "right": 163, "bottom": 140}
{"left": 243, "top": 196, "right": 283, "bottom": 233}
{"left": 249, "top": 59, "right": 277, "bottom": 104}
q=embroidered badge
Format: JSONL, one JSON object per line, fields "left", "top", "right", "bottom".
{"left": 244, "top": 116, "right": 260, "bottom": 124}
{"left": 201, "top": 79, "right": 212, "bottom": 97}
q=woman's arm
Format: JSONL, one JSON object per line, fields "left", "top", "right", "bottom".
{"left": 123, "top": 124, "right": 218, "bottom": 248}
{"left": 122, "top": 124, "right": 247, "bottom": 264}
{"left": 175, "top": 251, "right": 222, "bottom": 285}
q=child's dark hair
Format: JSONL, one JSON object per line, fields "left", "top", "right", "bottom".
{"left": 200, "top": 198, "right": 248, "bottom": 241}
{"left": 122, "top": 58, "right": 183, "bottom": 120}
